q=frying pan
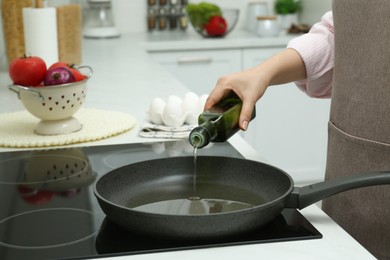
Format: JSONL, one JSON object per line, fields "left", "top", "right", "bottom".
{"left": 94, "top": 156, "right": 390, "bottom": 240}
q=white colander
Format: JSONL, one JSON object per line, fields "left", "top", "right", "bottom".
{"left": 22, "top": 149, "right": 95, "bottom": 192}
{"left": 9, "top": 68, "right": 92, "bottom": 135}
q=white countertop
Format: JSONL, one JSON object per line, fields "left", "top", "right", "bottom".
{"left": 0, "top": 29, "right": 282, "bottom": 159}
{"left": 136, "top": 29, "right": 295, "bottom": 52}
{"left": 0, "top": 31, "right": 375, "bottom": 259}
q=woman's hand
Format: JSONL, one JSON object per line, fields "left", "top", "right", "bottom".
{"left": 205, "top": 48, "right": 307, "bottom": 130}
{"left": 205, "top": 67, "right": 269, "bottom": 130}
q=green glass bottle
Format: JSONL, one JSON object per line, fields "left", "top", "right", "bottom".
{"left": 189, "top": 91, "right": 256, "bottom": 148}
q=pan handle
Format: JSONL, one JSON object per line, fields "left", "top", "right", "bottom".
{"left": 285, "top": 171, "right": 390, "bottom": 209}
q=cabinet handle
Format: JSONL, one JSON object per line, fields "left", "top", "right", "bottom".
{"left": 176, "top": 56, "right": 213, "bottom": 63}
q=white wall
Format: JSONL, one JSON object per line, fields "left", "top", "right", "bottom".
{"left": 300, "top": 0, "right": 332, "bottom": 25}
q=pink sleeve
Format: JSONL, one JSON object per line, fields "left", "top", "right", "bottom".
{"left": 287, "top": 11, "right": 334, "bottom": 98}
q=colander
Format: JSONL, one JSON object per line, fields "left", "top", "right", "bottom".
{"left": 9, "top": 67, "right": 92, "bottom": 135}
{"left": 21, "top": 149, "right": 95, "bottom": 192}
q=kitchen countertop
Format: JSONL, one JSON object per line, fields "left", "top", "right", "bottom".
{"left": 0, "top": 31, "right": 375, "bottom": 259}
{"left": 136, "top": 29, "right": 295, "bottom": 52}
{"left": 0, "top": 30, "right": 277, "bottom": 162}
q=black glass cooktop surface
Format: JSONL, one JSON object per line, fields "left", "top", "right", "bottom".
{"left": 0, "top": 141, "right": 321, "bottom": 260}
{"left": 93, "top": 208, "right": 322, "bottom": 258}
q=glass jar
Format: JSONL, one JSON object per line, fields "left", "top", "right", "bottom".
{"left": 158, "top": 7, "right": 167, "bottom": 30}
{"left": 147, "top": 8, "right": 157, "bottom": 31}
{"left": 255, "top": 16, "right": 280, "bottom": 37}
{"left": 169, "top": 7, "right": 177, "bottom": 29}
{"left": 179, "top": 7, "right": 188, "bottom": 30}
{"left": 83, "top": 0, "right": 120, "bottom": 38}
{"left": 245, "top": 1, "right": 268, "bottom": 32}
{"left": 148, "top": 0, "right": 156, "bottom": 6}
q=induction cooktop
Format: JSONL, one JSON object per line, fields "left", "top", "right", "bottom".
{"left": 0, "top": 141, "right": 321, "bottom": 260}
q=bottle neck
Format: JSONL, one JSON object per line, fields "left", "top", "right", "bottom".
{"left": 189, "top": 120, "right": 218, "bottom": 148}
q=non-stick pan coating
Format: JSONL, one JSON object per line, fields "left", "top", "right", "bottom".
{"left": 94, "top": 156, "right": 294, "bottom": 240}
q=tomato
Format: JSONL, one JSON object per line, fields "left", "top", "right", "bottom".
{"left": 70, "top": 68, "right": 86, "bottom": 81}
{"left": 204, "top": 16, "right": 227, "bottom": 36}
{"left": 17, "top": 185, "right": 53, "bottom": 205}
{"left": 48, "top": 61, "right": 70, "bottom": 70}
{"left": 9, "top": 55, "right": 47, "bottom": 86}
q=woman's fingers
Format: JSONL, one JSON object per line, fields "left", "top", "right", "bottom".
{"left": 240, "top": 96, "right": 256, "bottom": 130}
{"left": 204, "top": 77, "right": 233, "bottom": 110}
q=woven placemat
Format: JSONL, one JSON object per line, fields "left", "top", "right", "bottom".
{"left": 0, "top": 108, "right": 137, "bottom": 148}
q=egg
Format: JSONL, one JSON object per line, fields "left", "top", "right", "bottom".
{"left": 182, "top": 92, "right": 199, "bottom": 106}
{"left": 182, "top": 92, "right": 199, "bottom": 113}
{"left": 182, "top": 92, "right": 200, "bottom": 125}
{"left": 167, "top": 95, "right": 183, "bottom": 107}
{"left": 162, "top": 97, "right": 186, "bottom": 127}
{"left": 185, "top": 114, "right": 198, "bottom": 125}
{"left": 148, "top": 97, "right": 166, "bottom": 125}
{"left": 198, "top": 94, "right": 209, "bottom": 113}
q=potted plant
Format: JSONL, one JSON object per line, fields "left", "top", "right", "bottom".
{"left": 274, "top": 0, "right": 302, "bottom": 30}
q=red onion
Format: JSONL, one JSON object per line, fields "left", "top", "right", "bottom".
{"left": 44, "top": 67, "right": 75, "bottom": 86}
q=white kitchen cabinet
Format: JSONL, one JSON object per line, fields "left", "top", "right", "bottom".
{"left": 241, "top": 47, "right": 283, "bottom": 68}
{"left": 240, "top": 47, "right": 282, "bottom": 165}
{"left": 242, "top": 47, "right": 331, "bottom": 183}
{"left": 148, "top": 49, "right": 242, "bottom": 96}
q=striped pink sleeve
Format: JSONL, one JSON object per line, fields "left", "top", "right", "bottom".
{"left": 287, "top": 11, "right": 334, "bottom": 98}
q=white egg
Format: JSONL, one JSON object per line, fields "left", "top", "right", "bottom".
{"left": 162, "top": 98, "right": 186, "bottom": 127}
{"left": 148, "top": 97, "right": 166, "bottom": 125}
{"left": 182, "top": 92, "right": 199, "bottom": 114}
{"left": 184, "top": 113, "right": 198, "bottom": 125}
{"left": 183, "top": 92, "right": 199, "bottom": 104}
{"left": 167, "top": 95, "right": 183, "bottom": 107}
{"left": 198, "top": 94, "right": 209, "bottom": 113}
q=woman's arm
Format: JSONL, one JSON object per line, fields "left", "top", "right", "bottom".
{"left": 205, "top": 48, "right": 306, "bottom": 130}
{"left": 288, "top": 11, "right": 334, "bottom": 98}
{"left": 205, "top": 11, "right": 334, "bottom": 131}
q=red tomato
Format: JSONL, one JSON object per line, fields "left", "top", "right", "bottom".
{"left": 204, "top": 16, "right": 227, "bottom": 36}
{"left": 17, "top": 185, "right": 53, "bottom": 205}
{"left": 48, "top": 61, "right": 70, "bottom": 70}
{"left": 70, "top": 68, "right": 86, "bottom": 81}
{"left": 9, "top": 55, "right": 47, "bottom": 86}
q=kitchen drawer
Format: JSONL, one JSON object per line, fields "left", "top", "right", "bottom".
{"left": 148, "top": 49, "right": 242, "bottom": 95}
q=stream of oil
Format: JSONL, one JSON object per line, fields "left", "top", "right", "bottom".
{"left": 189, "top": 146, "right": 199, "bottom": 202}
{"left": 129, "top": 147, "right": 263, "bottom": 215}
